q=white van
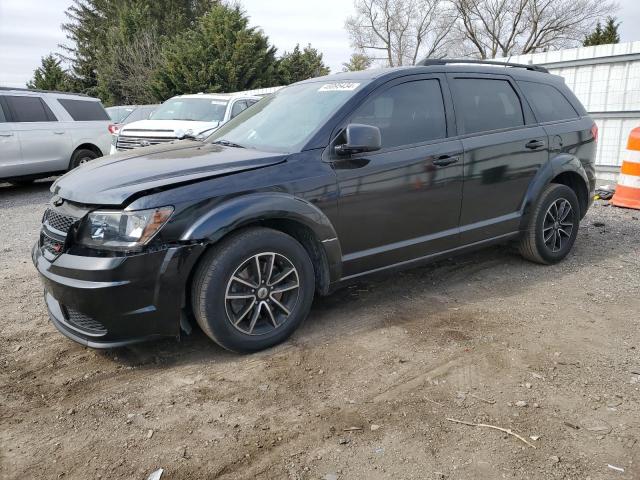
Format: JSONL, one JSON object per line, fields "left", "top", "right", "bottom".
{"left": 0, "top": 88, "right": 111, "bottom": 185}
{"left": 112, "top": 92, "right": 261, "bottom": 153}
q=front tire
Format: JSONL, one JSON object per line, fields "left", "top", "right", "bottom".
{"left": 519, "top": 184, "right": 580, "bottom": 264}
{"left": 191, "top": 228, "right": 315, "bottom": 353}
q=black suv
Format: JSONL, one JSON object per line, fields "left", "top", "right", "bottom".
{"left": 33, "top": 60, "right": 596, "bottom": 353}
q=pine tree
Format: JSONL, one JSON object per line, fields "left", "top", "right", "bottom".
{"left": 151, "top": 4, "right": 279, "bottom": 99}
{"left": 61, "top": 0, "right": 215, "bottom": 99}
{"left": 277, "top": 44, "right": 330, "bottom": 84}
{"left": 27, "top": 55, "right": 73, "bottom": 91}
{"left": 583, "top": 17, "right": 620, "bottom": 46}
{"left": 342, "top": 53, "right": 372, "bottom": 72}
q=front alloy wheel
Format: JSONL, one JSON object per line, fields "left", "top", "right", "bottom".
{"left": 225, "top": 252, "right": 300, "bottom": 335}
{"left": 191, "top": 227, "right": 315, "bottom": 353}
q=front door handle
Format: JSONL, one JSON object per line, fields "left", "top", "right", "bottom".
{"left": 53, "top": 131, "right": 65, "bottom": 135}
{"left": 432, "top": 155, "right": 459, "bottom": 167}
{"left": 525, "top": 140, "right": 545, "bottom": 150}
{"left": 0, "top": 133, "right": 14, "bottom": 137}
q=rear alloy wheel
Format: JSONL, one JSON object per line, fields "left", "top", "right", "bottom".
{"left": 191, "top": 228, "right": 315, "bottom": 353}
{"left": 519, "top": 183, "right": 580, "bottom": 264}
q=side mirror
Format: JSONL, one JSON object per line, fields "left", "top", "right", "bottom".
{"left": 335, "top": 124, "right": 381, "bottom": 155}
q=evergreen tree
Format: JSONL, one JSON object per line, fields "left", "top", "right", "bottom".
{"left": 151, "top": 4, "right": 279, "bottom": 99}
{"left": 584, "top": 17, "right": 620, "bottom": 46}
{"left": 27, "top": 55, "right": 73, "bottom": 91}
{"left": 342, "top": 53, "right": 372, "bottom": 72}
{"left": 277, "top": 44, "right": 330, "bottom": 84}
{"left": 61, "top": 0, "right": 215, "bottom": 99}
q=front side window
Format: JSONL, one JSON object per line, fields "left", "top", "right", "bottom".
{"left": 208, "top": 81, "right": 367, "bottom": 153}
{"left": 518, "top": 81, "right": 579, "bottom": 123}
{"left": 0, "top": 102, "right": 6, "bottom": 122}
{"left": 350, "top": 79, "right": 447, "bottom": 149}
{"left": 58, "top": 99, "right": 110, "bottom": 121}
{"left": 150, "top": 98, "right": 229, "bottom": 122}
{"left": 230, "top": 100, "right": 248, "bottom": 118}
{"left": 451, "top": 78, "right": 524, "bottom": 134}
{"left": 5, "top": 96, "right": 56, "bottom": 122}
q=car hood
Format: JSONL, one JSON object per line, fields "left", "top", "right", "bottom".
{"left": 52, "top": 141, "right": 287, "bottom": 206}
{"left": 119, "top": 119, "right": 220, "bottom": 137}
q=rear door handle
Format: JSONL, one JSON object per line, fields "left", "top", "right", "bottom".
{"left": 525, "top": 140, "right": 545, "bottom": 150}
{"left": 0, "top": 133, "right": 14, "bottom": 137}
{"left": 432, "top": 155, "right": 459, "bottom": 167}
{"left": 53, "top": 131, "right": 65, "bottom": 135}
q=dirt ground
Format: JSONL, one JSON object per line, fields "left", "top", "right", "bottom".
{"left": 1, "top": 180, "right": 639, "bottom": 480}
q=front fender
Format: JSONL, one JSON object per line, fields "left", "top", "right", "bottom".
{"left": 520, "top": 154, "right": 590, "bottom": 228}
{"left": 180, "top": 192, "right": 342, "bottom": 284}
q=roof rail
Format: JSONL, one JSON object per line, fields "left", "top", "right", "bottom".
{"left": 0, "top": 86, "right": 91, "bottom": 97}
{"left": 416, "top": 58, "right": 549, "bottom": 73}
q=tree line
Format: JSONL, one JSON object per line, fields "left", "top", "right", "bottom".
{"left": 29, "top": 1, "right": 330, "bottom": 105}
{"left": 29, "top": 0, "right": 622, "bottom": 104}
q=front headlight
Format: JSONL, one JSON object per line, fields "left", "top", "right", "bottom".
{"left": 78, "top": 207, "right": 173, "bottom": 251}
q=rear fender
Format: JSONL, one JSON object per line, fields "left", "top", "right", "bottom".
{"left": 519, "top": 153, "right": 589, "bottom": 229}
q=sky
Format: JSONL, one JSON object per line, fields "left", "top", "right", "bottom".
{"left": 1, "top": 0, "right": 639, "bottom": 89}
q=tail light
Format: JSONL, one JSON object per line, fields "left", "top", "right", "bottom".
{"left": 591, "top": 123, "right": 598, "bottom": 143}
{"left": 108, "top": 124, "right": 121, "bottom": 135}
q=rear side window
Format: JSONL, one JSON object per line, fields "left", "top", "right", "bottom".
{"left": 350, "top": 79, "right": 447, "bottom": 149}
{"left": 451, "top": 78, "right": 524, "bottom": 134}
{"left": 58, "top": 99, "right": 110, "bottom": 121}
{"left": 518, "top": 81, "right": 579, "bottom": 123}
{"left": 0, "top": 103, "right": 6, "bottom": 122}
{"left": 5, "top": 96, "right": 57, "bottom": 122}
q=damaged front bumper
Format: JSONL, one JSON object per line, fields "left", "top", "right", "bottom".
{"left": 32, "top": 242, "right": 205, "bottom": 348}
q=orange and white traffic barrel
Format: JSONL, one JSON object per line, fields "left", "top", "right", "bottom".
{"left": 611, "top": 127, "right": 640, "bottom": 210}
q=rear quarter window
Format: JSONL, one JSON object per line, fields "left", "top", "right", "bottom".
{"left": 58, "top": 99, "right": 110, "bottom": 121}
{"left": 518, "top": 81, "right": 579, "bottom": 123}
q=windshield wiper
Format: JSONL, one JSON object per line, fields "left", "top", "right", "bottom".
{"left": 212, "top": 139, "right": 246, "bottom": 148}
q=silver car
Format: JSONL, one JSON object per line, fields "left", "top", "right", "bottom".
{"left": 0, "top": 88, "right": 111, "bottom": 185}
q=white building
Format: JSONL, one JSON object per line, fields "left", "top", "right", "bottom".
{"left": 497, "top": 41, "right": 640, "bottom": 181}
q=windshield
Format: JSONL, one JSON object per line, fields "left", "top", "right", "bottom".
{"left": 106, "top": 106, "right": 134, "bottom": 123}
{"left": 150, "top": 97, "right": 229, "bottom": 122}
{"left": 207, "top": 81, "right": 366, "bottom": 153}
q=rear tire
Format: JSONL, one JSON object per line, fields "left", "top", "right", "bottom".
{"left": 69, "top": 149, "right": 99, "bottom": 169}
{"left": 519, "top": 184, "right": 580, "bottom": 264}
{"left": 191, "top": 227, "right": 315, "bottom": 353}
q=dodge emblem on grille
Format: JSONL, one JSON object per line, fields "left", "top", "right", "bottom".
{"left": 140, "top": 139, "right": 151, "bottom": 147}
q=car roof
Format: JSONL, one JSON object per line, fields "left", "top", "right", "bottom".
{"left": 174, "top": 93, "right": 261, "bottom": 101}
{"left": 0, "top": 86, "right": 101, "bottom": 100}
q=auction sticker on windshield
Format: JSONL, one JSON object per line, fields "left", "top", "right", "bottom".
{"left": 318, "top": 82, "right": 360, "bottom": 92}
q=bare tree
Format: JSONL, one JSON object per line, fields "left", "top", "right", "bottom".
{"left": 345, "top": 0, "right": 457, "bottom": 67}
{"left": 453, "top": 0, "right": 618, "bottom": 59}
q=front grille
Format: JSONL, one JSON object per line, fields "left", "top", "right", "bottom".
{"left": 40, "top": 231, "right": 64, "bottom": 256}
{"left": 64, "top": 307, "right": 107, "bottom": 335}
{"left": 43, "top": 208, "right": 77, "bottom": 234}
{"left": 116, "top": 135, "right": 176, "bottom": 151}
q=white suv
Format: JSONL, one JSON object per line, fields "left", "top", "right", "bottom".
{"left": 112, "top": 92, "right": 261, "bottom": 153}
{"left": 0, "top": 88, "right": 111, "bottom": 185}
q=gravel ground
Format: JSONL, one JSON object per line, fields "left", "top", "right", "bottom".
{"left": 1, "top": 180, "right": 639, "bottom": 480}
